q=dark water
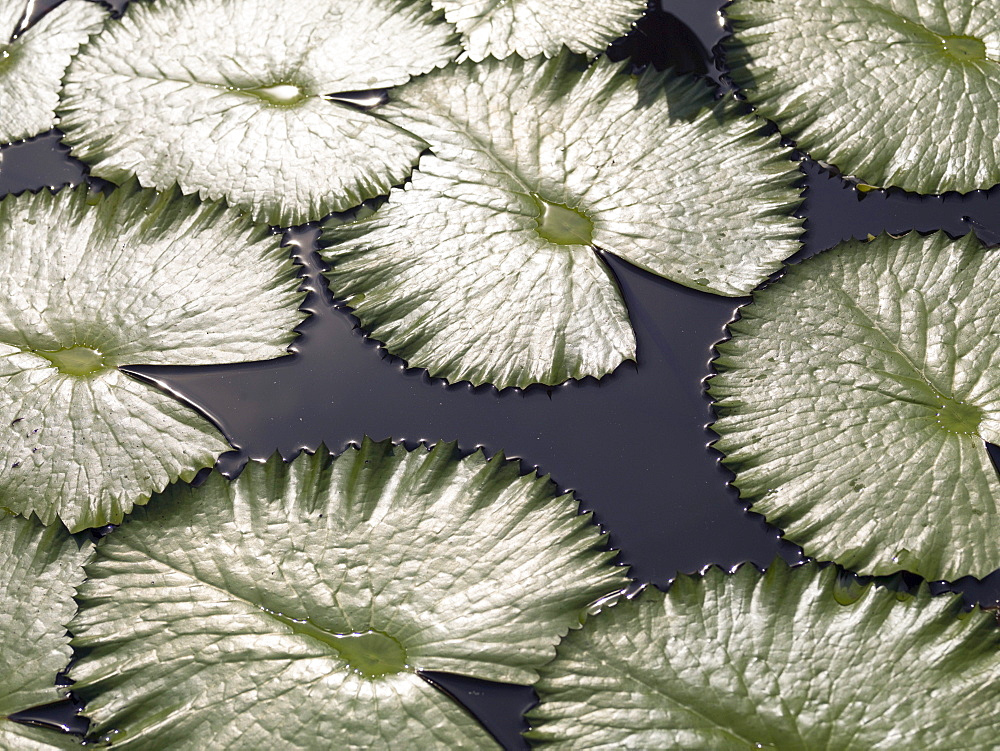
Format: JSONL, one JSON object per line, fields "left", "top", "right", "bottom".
{"left": 6, "top": 0, "right": 1000, "bottom": 747}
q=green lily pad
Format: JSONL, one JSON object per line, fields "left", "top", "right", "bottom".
{"left": 0, "top": 182, "right": 305, "bottom": 532}
{"left": 69, "top": 439, "right": 628, "bottom": 748}
{"left": 321, "top": 55, "right": 802, "bottom": 389}
{"left": 59, "top": 0, "right": 460, "bottom": 226}
{"left": 529, "top": 562, "right": 1000, "bottom": 748}
{"left": 0, "top": 0, "right": 107, "bottom": 144}
{"left": 430, "top": 0, "right": 647, "bottom": 62}
{"left": 0, "top": 513, "right": 91, "bottom": 748}
{"left": 725, "top": 0, "right": 1000, "bottom": 193}
{"left": 711, "top": 232, "right": 1000, "bottom": 580}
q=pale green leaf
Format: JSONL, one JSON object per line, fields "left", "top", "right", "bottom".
{"left": 0, "top": 182, "right": 305, "bottom": 532}
{"left": 321, "top": 55, "right": 801, "bottom": 388}
{"left": 725, "top": 0, "right": 1000, "bottom": 193}
{"left": 0, "top": 514, "right": 90, "bottom": 748}
{"left": 59, "top": 0, "right": 460, "bottom": 226}
{"left": 69, "top": 439, "right": 627, "bottom": 748}
{"left": 0, "top": 0, "right": 107, "bottom": 144}
{"left": 431, "top": 0, "right": 647, "bottom": 62}
{"left": 711, "top": 232, "right": 1000, "bottom": 580}
{"left": 0, "top": 514, "right": 90, "bottom": 716}
{"left": 529, "top": 562, "right": 1000, "bottom": 749}
{"left": 0, "top": 721, "right": 81, "bottom": 749}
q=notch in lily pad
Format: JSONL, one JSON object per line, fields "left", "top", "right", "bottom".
{"left": 69, "top": 439, "right": 629, "bottom": 747}
{"left": 322, "top": 54, "right": 802, "bottom": 389}
{"left": 711, "top": 232, "right": 1000, "bottom": 580}
{"left": 59, "top": 0, "right": 461, "bottom": 226}
{"left": 0, "top": 181, "right": 305, "bottom": 532}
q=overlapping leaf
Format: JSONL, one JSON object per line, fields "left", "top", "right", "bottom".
{"left": 725, "top": 0, "right": 1000, "bottom": 193}
{"left": 431, "top": 0, "right": 647, "bottom": 62}
{"left": 0, "top": 182, "right": 305, "bottom": 532}
{"left": 69, "top": 439, "right": 627, "bottom": 747}
{"left": 59, "top": 0, "right": 460, "bottom": 226}
{"left": 321, "top": 54, "right": 801, "bottom": 389}
{"left": 529, "top": 562, "right": 1000, "bottom": 748}
{"left": 711, "top": 232, "right": 1000, "bottom": 580}
{"left": 0, "top": 514, "right": 91, "bottom": 748}
{"left": 0, "top": 0, "right": 106, "bottom": 144}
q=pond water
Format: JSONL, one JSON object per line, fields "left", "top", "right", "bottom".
{"left": 6, "top": 0, "right": 1000, "bottom": 747}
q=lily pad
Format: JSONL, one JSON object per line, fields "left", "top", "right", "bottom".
{"left": 0, "top": 513, "right": 91, "bottom": 748}
{"left": 59, "top": 0, "right": 460, "bottom": 226}
{"left": 528, "top": 562, "right": 1000, "bottom": 749}
{"left": 725, "top": 0, "right": 1000, "bottom": 193}
{"left": 0, "top": 0, "right": 107, "bottom": 144}
{"left": 321, "top": 55, "right": 802, "bottom": 389}
{"left": 69, "top": 439, "right": 628, "bottom": 748}
{"left": 431, "top": 0, "right": 647, "bottom": 62}
{"left": 711, "top": 232, "right": 1000, "bottom": 580}
{"left": 0, "top": 182, "right": 304, "bottom": 532}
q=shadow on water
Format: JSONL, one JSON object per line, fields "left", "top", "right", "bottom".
{"left": 421, "top": 673, "right": 537, "bottom": 750}
{"left": 125, "top": 223, "right": 800, "bottom": 748}
{"left": 127, "top": 237, "right": 800, "bottom": 588}
{"left": 0, "top": 131, "right": 86, "bottom": 194}
{"left": 608, "top": 2, "right": 712, "bottom": 77}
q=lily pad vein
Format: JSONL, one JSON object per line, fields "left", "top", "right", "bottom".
{"left": 827, "top": 283, "right": 960, "bottom": 409}
{"left": 118, "top": 544, "right": 363, "bottom": 659}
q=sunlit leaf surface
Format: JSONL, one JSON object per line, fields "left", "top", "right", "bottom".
{"left": 59, "top": 0, "right": 459, "bottom": 226}
{"left": 711, "top": 232, "right": 1000, "bottom": 580}
{"left": 322, "top": 55, "right": 801, "bottom": 388}
{"left": 0, "top": 0, "right": 106, "bottom": 144}
{"left": 431, "top": 0, "right": 647, "bottom": 62}
{"left": 0, "top": 183, "right": 304, "bottom": 532}
{"left": 529, "top": 562, "right": 1000, "bottom": 748}
{"left": 725, "top": 0, "right": 1000, "bottom": 193}
{"left": 0, "top": 514, "right": 90, "bottom": 748}
{"left": 70, "top": 440, "right": 628, "bottom": 748}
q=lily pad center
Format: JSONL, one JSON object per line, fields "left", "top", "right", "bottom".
{"left": 0, "top": 45, "right": 16, "bottom": 73}
{"left": 36, "top": 346, "right": 107, "bottom": 376}
{"left": 935, "top": 395, "right": 983, "bottom": 435}
{"left": 263, "top": 608, "right": 407, "bottom": 678}
{"left": 331, "top": 630, "right": 408, "bottom": 678}
{"left": 531, "top": 194, "right": 594, "bottom": 246}
{"left": 939, "top": 35, "right": 987, "bottom": 62}
{"left": 242, "top": 83, "right": 309, "bottom": 106}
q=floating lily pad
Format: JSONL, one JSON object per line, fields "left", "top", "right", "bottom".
{"left": 0, "top": 182, "right": 304, "bottom": 532}
{"left": 0, "top": 0, "right": 106, "bottom": 144}
{"left": 431, "top": 0, "right": 647, "bottom": 62}
{"left": 711, "top": 232, "right": 1000, "bottom": 580}
{"left": 528, "top": 562, "right": 1000, "bottom": 748}
{"left": 725, "top": 0, "right": 1000, "bottom": 193}
{"left": 0, "top": 514, "right": 91, "bottom": 748}
{"left": 59, "top": 0, "right": 460, "bottom": 226}
{"left": 321, "top": 55, "right": 801, "bottom": 389}
{"left": 69, "top": 439, "right": 628, "bottom": 748}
